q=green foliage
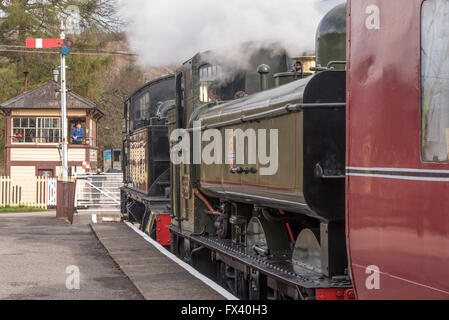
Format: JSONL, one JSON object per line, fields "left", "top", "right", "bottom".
{"left": 97, "top": 63, "right": 147, "bottom": 166}
{"left": 0, "top": 205, "right": 47, "bottom": 213}
{"left": 67, "top": 53, "right": 115, "bottom": 101}
{"left": 0, "top": 63, "right": 20, "bottom": 98}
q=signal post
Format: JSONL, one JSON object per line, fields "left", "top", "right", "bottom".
{"left": 26, "top": 21, "right": 73, "bottom": 178}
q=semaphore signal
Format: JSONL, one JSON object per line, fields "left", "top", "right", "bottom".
{"left": 25, "top": 37, "right": 73, "bottom": 56}
{"left": 25, "top": 38, "right": 63, "bottom": 49}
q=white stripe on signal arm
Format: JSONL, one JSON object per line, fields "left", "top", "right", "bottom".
{"left": 35, "top": 39, "right": 43, "bottom": 48}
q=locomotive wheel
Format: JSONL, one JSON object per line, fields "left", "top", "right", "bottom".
{"left": 170, "top": 232, "right": 178, "bottom": 255}
{"left": 217, "top": 262, "right": 249, "bottom": 299}
{"left": 170, "top": 233, "right": 184, "bottom": 258}
{"left": 246, "top": 216, "right": 290, "bottom": 256}
{"left": 292, "top": 228, "right": 321, "bottom": 274}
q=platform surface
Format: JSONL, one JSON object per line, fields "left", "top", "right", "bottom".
{"left": 0, "top": 212, "right": 142, "bottom": 300}
{"left": 90, "top": 222, "right": 227, "bottom": 300}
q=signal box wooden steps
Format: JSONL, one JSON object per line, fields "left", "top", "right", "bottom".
{"left": 90, "top": 222, "right": 227, "bottom": 300}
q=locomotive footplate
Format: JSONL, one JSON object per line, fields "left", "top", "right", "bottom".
{"left": 121, "top": 186, "right": 171, "bottom": 232}
{"left": 121, "top": 187, "right": 171, "bottom": 210}
{"left": 169, "top": 226, "right": 352, "bottom": 290}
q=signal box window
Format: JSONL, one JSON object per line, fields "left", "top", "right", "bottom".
{"left": 421, "top": 0, "right": 449, "bottom": 163}
{"left": 12, "top": 117, "right": 61, "bottom": 144}
{"left": 12, "top": 117, "right": 36, "bottom": 143}
{"left": 40, "top": 118, "right": 61, "bottom": 144}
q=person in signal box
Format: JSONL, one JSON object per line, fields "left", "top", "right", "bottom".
{"left": 72, "top": 123, "right": 84, "bottom": 145}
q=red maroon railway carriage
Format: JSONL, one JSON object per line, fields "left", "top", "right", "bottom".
{"left": 346, "top": 0, "right": 449, "bottom": 299}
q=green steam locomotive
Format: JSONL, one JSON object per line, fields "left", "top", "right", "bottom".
{"left": 122, "top": 3, "right": 351, "bottom": 300}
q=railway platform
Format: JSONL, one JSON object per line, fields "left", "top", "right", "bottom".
{"left": 0, "top": 211, "right": 142, "bottom": 300}
{"left": 91, "top": 222, "right": 236, "bottom": 300}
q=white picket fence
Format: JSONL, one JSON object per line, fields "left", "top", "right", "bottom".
{"left": 0, "top": 176, "right": 58, "bottom": 209}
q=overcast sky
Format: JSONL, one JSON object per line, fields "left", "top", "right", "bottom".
{"left": 319, "top": 0, "right": 346, "bottom": 12}
{"left": 119, "top": 0, "right": 347, "bottom": 66}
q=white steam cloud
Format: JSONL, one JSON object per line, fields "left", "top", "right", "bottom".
{"left": 119, "top": 0, "right": 345, "bottom": 67}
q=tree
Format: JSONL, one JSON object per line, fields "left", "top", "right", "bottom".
{"left": 0, "top": 0, "right": 122, "bottom": 40}
{"left": 0, "top": 0, "right": 123, "bottom": 92}
{"left": 96, "top": 62, "right": 175, "bottom": 169}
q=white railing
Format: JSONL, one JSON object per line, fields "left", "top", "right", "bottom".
{"left": 0, "top": 176, "right": 58, "bottom": 209}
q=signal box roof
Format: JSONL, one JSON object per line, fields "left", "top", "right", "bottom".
{"left": 0, "top": 81, "right": 103, "bottom": 116}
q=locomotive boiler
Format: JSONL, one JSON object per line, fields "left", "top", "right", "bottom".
{"left": 196, "top": 69, "right": 346, "bottom": 273}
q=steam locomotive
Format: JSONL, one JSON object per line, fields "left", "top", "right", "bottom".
{"left": 122, "top": 0, "right": 449, "bottom": 300}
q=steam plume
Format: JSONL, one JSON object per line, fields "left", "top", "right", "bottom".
{"left": 118, "top": 0, "right": 345, "bottom": 67}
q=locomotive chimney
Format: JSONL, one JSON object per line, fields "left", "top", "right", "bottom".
{"left": 52, "top": 67, "right": 59, "bottom": 82}
{"left": 23, "top": 71, "right": 29, "bottom": 92}
{"left": 257, "top": 64, "right": 271, "bottom": 91}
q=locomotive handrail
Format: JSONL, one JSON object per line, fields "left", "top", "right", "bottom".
{"left": 314, "top": 163, "right": 345, "bottom": 179}
{"left": 326, "top": 60, "right": 347, "bottom": 69}
{"left": 189, "top": 102, "right": 346, "bottom": 131}
{"left": 310, "top": 61, "right": 346, "bottom": 72}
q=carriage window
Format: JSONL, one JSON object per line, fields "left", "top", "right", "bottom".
{"left": 199, "top": 64, "right": 223, "bottom": 103}
{"left": 421, "top": 0, "right": 449, "bottom": 163}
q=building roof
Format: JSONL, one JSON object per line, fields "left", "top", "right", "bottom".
{"left": 0, "top": 81, "right": 101, "bottom": 112}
